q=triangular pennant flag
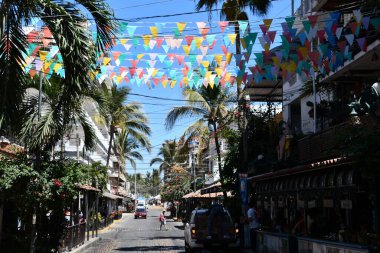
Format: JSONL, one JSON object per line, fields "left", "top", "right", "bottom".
{"left": 219, "top": 21, "right": 229, "bottom": 32}
{"left": 259, "top": 24, "right": 267, "bottom": 35}
{"left": 238, "top": 20, "right": 249, "bottom": 34}
{"left": 176, "top": 55, "right": 185, "bottom": 65}
{"left": 317, "top": 30, "right": 325, "bottom": 42}
{"left": 39, "top": 51, "right": 49, "bottom": 62}
{"left": 177, "top": 22, "right": 187, "bottom": 34}
{"left": 362, "top": 16, "right": 370, "bottom": 30}
{"left": 345, "top": 34, "right": 355, "bottom": 46}
{"left": 353, "top": 9, "right": 362, "bottom": 23}
{"left": 150, "top": 26, "right": 158, "bottom": 39}
{"left": 263, "top": 19, "right": 273, "bottom": 30}
{"left": 156, "top": 38, "right": 164, "bottom": 48}
{"left": 195, "top": 37, "right": 203, "bottom": 48}
{"left": 267, "top": 31, "right": 276, "bottom": 43}
{"left": 200, "top": 46, "right": 208, "bottom": 56}
{"left": 196, "top": 22, "right": 206, "bottom": 33}
{"left": 112, "top": 52, "right": 121, "bottom": 62}
{"left": 298, "top": 32, "right": 307, "bottom": 45}
{"left": 223, "top": 35, "right": 231, "bottom": 47}
{"left": 337, "top": 40, "right": 346, "bottom": 53}
{"left": 356, "top": 37, "right": 367, "bottom": 51}
{"left": 155, "top": 22, "right": 166, "bottom": 32}
{"left": 185, "top": 36, "right": 194, "bottom": 46}
{"left": 228, "top": 34, "right": 237, "bottom": 44}
{"left": 214, "top": 54, "right": 223, "bottom": 66}
{"left": 158, "top": 54, "right": 166, "bottom": 63}
{"left": 102, "top": 57, "right": 111, "bottom": 66}
{"left": 302, "top": 20, "right": 311, "bottom": 33}
{"left": 226, "top": 53, "right": 233, "bottom": 65}
{"left": 206, "top": 34, "right": 216, "bottom": 46}
{"left": 196, "top": 55, "right": 203, "bottom": 65}
{"left": 308, "top": 15, "right": 318, "bottom": 27}
{"left": 285, "top": 16, "right": 296, "bottom": 28}
{"left": 119, "top": 21, "right": 128, "bottom": 33}
{"left": 335, "top": 27, "right": 343, "bottom": 39}
{"left": 162, "top": 45, "right": 170, "bottom": 53}
{"left": 127, "top": 26, "right": 137, "bottom": 37}
{"left": 129, "top": 67, "right": 136, "bottom": 77}
{"left": 349, "top": 22, "right": 359, "bottom": 37}
{"left": 148, "top": 53, "right": 158, "bottom": 60}
{"left": 182, "top": 45, "right": 191, "bottom": 55}
{"left": 119, "top": 38, "right": 128, "bottom": 45}
{"left": 123, "top": 43, "right": 132, "bottom": 51}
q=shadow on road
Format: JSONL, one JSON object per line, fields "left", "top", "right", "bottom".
{"left": 174, "top": 224, "right": 185, "bottom": 230}
{"left": 113, "top": 245, "right": 184, "bottom": 252}
{"left": 144, "top": 235, "right": 184, "bottom": 240}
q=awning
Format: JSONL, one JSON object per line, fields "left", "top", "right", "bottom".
{"left": 102, "top": 192, "right": 123, "bottom": 200}
{"left": 77, "top": 184, "right": 100, "bottom": 192}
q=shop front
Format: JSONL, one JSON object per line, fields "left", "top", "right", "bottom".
{"left": 251, "top": 158, "right": 378, "bottom": 252}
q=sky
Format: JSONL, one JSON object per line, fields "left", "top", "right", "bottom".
{"left": 104, "top": 0, "right": 301, "bottom": 176}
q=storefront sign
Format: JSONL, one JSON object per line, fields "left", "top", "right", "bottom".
{"left": 308, "top": 200, "right": 316, "bottom": 209}
{"left": 297, "top": 200, "right": 304, "bottom": 208}
{"left": 340, "top": 200, "right": 352, "bottom": 209}
{"left": 323, "top": 199, "right": 334, "bottom": 208}
{"left": 239, "top": 174, "right": 248, "bottom": 207}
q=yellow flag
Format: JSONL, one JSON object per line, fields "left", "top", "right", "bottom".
{"left": 241, "top": 39, "right": 247, "bottom": 49}
{"left": 214, "top": 54, "right": 223, "bottom": 66}
{"left": 182, "top": 45, "right": 191, "bottom": 55}
{"left": 224, "top": 73, "right": 231, "bottom": 81}
{"left": 43, "top": 61, "right": 52, "bottom": 71}
{"left": 195, "top": 37, "right": 203, "bottom": 48}
{"left": 162, "top": 79, "right": 168, "bottom": 88}
{"left": 272, "top": 57, "right": 280, "bottom": 66}
{"left": 137, "top": 54, "right": 145, "bottom": 60}
{"left": 183, "top": 77, "right": 189, "bottom": 86}
{"left": 288, "top": 61, "right": 297, "bottom": 73}
{"left": 119, "top": 39, "right": 128, "bottom": 45}
{"left": 299, "top": 47, "right": 308, "bottom": 59}
{"left": 54, "top": 63, "right": 62, "bottom": 73}
{"left": 228, "top": 34, "right": 237, "bottom": 44}
{"left": 176, "top": 22, "right": 187, "bottom": 34}
{"left": 103, "top": 57, "right": 111, "bottom": 65}
{"left": 150, "top": 26, "right": 158, "bottom": 39}
{"left": 39, "top": 51, "right": 49, "bottom": 61}
{"left": 142, "top": 35, "right": 152, "bottom": 46}
{"left": 152, "top": 69, "right": 158, "bottom": 77}
{"left": 226, "top": 53, "right": 233, "bottom": 64}
{"left": 170, "top": 80, "right": 177, "bottom": 88}
{"left": 116, "top": 76, "right": 123, "bottom": 84}
{"left": 264, "top": 44, "right": 270, "bottom": 52}
{"left": 205, "top": 71, "right": 212, "bottom": 80}
{"left": 209, "top": 80, "right": 214, "bottom": 89}
{"left": 263, "top": 19, "right": 273, "bottom": 30}
{"left": 215, "top": 68, "right": 223, "bottom": 77}
{"left": 202, "top": 61, "right": 210, "bottom": 68}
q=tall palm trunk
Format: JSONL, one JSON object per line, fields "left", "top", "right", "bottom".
{"left": 106, "top": 125, "right": 114, "bottom": 167}
{"left": 212, "top": 121, "right": 227, "bottom": 200}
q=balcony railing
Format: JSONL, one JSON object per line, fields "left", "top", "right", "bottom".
{"left": 296, "top": 122, "right": 348, "bottom": 164}
{"left": 61, "top": 223, "right": 86, "bottom": 252}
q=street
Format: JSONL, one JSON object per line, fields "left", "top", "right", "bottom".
{"left": 82, "top": 206, "right": 185, "bottom": 253}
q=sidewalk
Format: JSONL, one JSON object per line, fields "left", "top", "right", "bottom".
{"left": 69, "top": 213, "right": 130, "bottom": 253}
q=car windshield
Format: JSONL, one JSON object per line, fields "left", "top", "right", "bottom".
{"left": 136, "top": 209, "right": 145, "bottom": 212}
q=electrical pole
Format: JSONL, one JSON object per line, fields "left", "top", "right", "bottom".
{"left": 192, "top": 150, "right": 196, "bottom": 192}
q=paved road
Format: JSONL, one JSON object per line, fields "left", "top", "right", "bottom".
{"left": 82, "top": 206, "right": 185, "bottom": 253}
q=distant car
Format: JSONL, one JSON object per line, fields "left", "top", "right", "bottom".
{"left": 134, "top": 208, "right": 147, "bottom": 219}
{"left": 184, "top": 208, "right": 239, "bottom": 253}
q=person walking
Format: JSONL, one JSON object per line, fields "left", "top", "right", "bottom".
{"left": 247, "top": 201, "right": 260, "bottom": 252}
{"left": 159, "top": 211, "right": 168, "bottom": 231}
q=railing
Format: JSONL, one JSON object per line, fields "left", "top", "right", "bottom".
{"left": 297, "top": 237, "right": 370, "bottom": 253}
{"left": 61, "top": 223, "right": 86, "bottom": 252}
{"left": 256, "top": 231, "right": 295, "bottom": 253}
{"left": 296, "top": 122, "right": 348, "bottom": 164}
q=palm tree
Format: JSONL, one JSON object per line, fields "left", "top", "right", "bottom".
{"left": 0, "top": 1, "right": 116, "bottom": 133}
{"left": 100, "top": 84, "right": 151, "bottom": 167}
{"left": 195, "top": 0, "right": 271, "bottom": 128}
{"left": 165, "top": 86, "right": 233, "bottom": 199}
{"left": 150, "top": 140, "right": 187, "bottom": 181}
{"left": 19, "top": 75, "right": 104, "bottom": 156}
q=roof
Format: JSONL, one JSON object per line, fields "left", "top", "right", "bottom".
{"left": 102, "top": 192, "right": 123, "bottom": 200}
{"left": 182, "top": 189, "right": 233, "bottom": 199}
{"left": 250, "top": 156, "right": 351, "bottom": 182}
{"left": 77, "top": 184, "right": 100, "bottom": 192}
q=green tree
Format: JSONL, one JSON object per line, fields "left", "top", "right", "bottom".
{"left": 0, "top": 0, "right": 117, "bottom": 132}
{"left": 165, "top": 86, "right": 232, "bottom": 199}
{"left": 150, "top": 140, "right": 187, "bottom": 179}
{"left": 100, "top": 84, "right": 151, "bottom": 167}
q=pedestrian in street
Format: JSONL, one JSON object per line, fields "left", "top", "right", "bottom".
{"left": 159, "top": 211, "right": 168, "bottom": 230}
{"left": 247, "top": 201, "right": 260, "bottom": 252}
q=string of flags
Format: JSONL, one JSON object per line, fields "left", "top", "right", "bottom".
{"left": 22, "top": 9, "right": 380, "bottom": 89}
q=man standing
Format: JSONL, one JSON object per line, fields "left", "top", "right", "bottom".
{"left": 247, "top": 201, "right": 260, "bottom": 252}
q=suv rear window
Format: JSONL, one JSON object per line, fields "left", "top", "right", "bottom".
{"left": 136, "top": 208, "right": 145, "bottom": 212}
{"left": 190, "top": 210, "right": 232, "bottom": 224}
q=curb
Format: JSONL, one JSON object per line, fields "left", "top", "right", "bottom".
{"left": 70, "top": 237, "right": 100, "bottom": 253}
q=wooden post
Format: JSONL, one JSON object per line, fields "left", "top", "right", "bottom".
{"left": 0, "top": 193, "right": 4, "bottom": 245}
{"left": 95, "top": 192, "right": 99, "bottom": 237}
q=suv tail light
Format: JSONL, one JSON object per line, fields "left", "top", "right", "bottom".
{"left": 191, "top": 228, "right": 197, "bottom": 239}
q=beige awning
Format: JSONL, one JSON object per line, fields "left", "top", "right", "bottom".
{"left": 102, "top": 192, "right": 122, "bottom": 200}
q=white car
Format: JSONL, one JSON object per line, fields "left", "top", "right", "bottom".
{"left": 184, "top": 208, "right": 239, "bottom": 253}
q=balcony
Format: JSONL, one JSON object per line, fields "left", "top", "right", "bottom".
{"left": 296, "top": 122, "right": 348, "bottom": 164}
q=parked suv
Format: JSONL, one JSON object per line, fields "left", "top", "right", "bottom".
{"left": 184, "top": 208, "right": 239, "bottom": 252}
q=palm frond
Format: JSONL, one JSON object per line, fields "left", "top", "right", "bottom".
{"left": 165, "top": 106, "right": 205, "bottom": 130}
